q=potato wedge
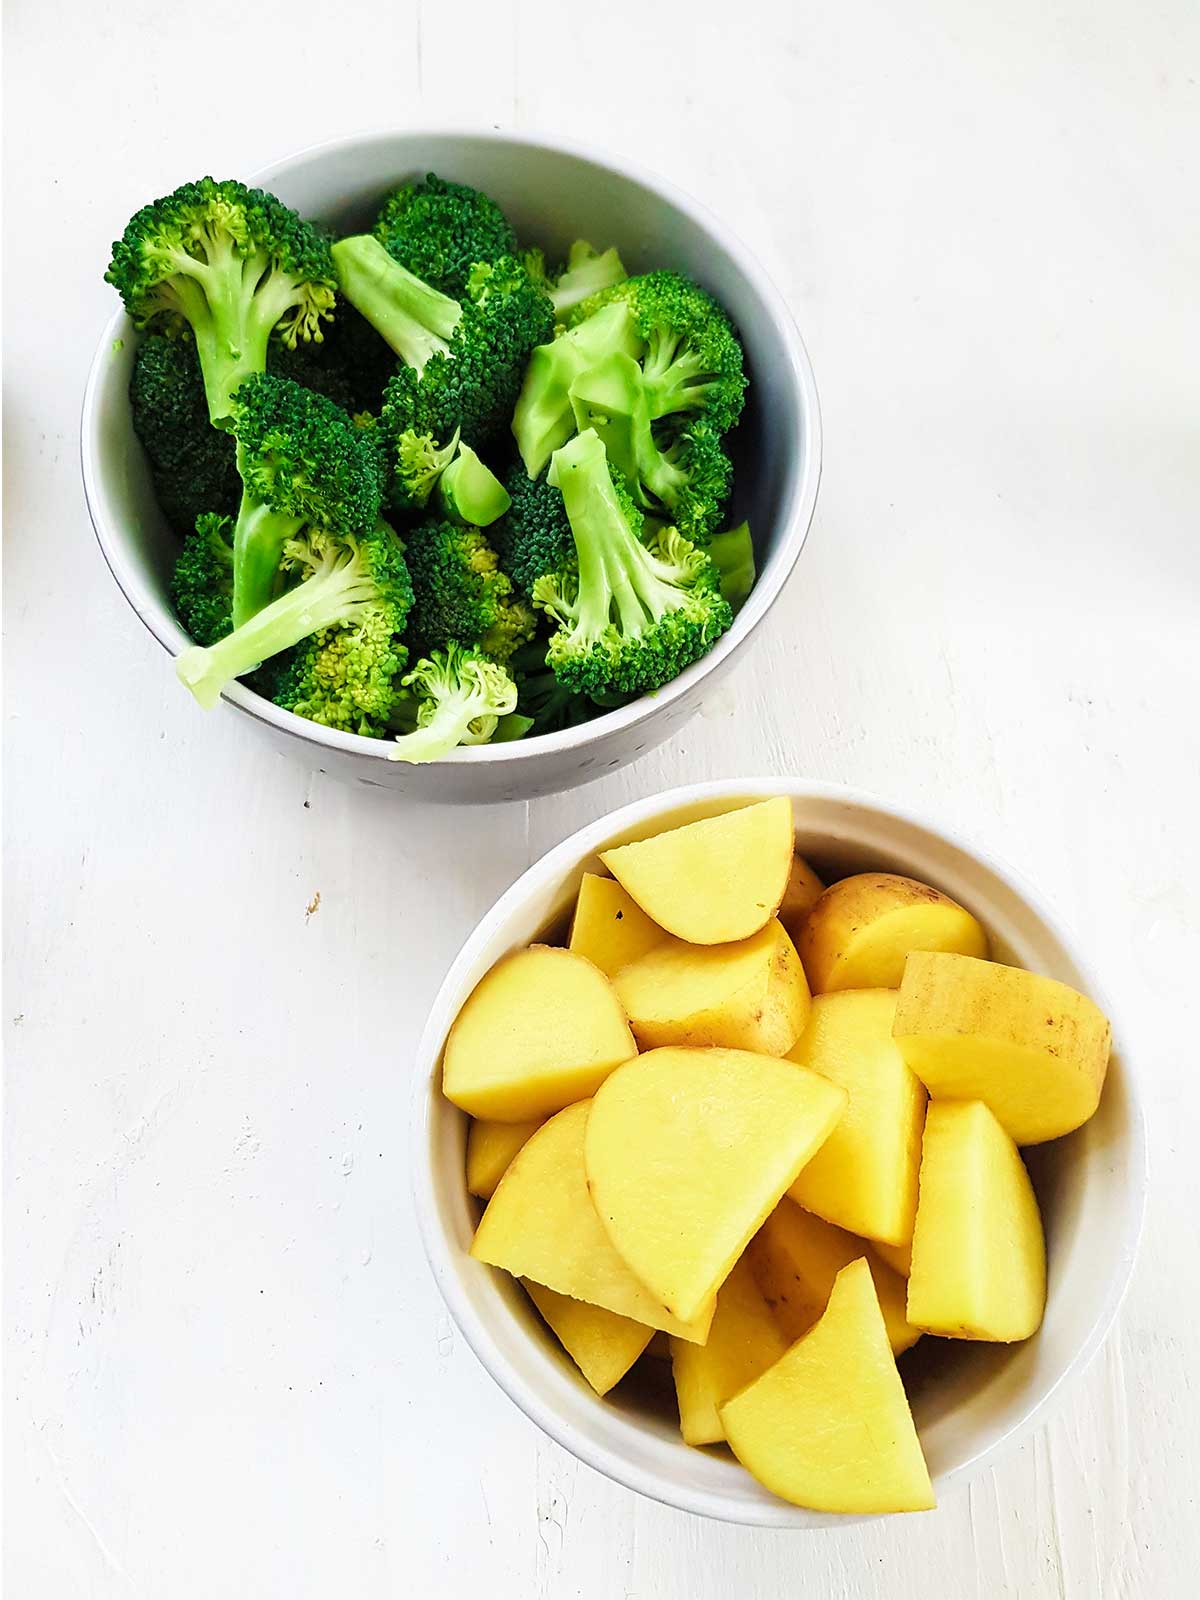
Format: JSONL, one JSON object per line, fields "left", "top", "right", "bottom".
{"left": 670, "top": 1256, "right": 788, "bottom": 1446}
{"left": 466, "top": 1118, "right": 544, "bottom": 1200}
{"left": 584, "top": 1047, "right": 847, "bottom": 1324}
{"left": 786, "top": 990, "right": 925, "bottom": 1246}
{"left": 443, "top": 945, "right": 635, "bottom": 1121}
{"left": 777, "top": 852, "right": 825, "bottom": 942}
{"left": 893, "top": 951, "right": 1111, "bottom": 1144}
{"left": 524, "top": 1281, "right": 653, "bottom": 1395}
{"left": 471, "top": 1102, "right": 714, "bottom": 1342}
{"left": 721, "top": 1259, "right": 935, "bottom": 1514}
{"left": 600, "top": 797, "right": 794, "bottom": 945}
{"left": 613, "top": 918, "right": 810, "bottom": 1055}
{"left": 798, "top": 873, "right": 988, "bottom": 992}
{"left": 569, "top": 873, "right": 665, "bottom": 977}
{"left": 748, "top": 1197, "right": 921, "bottom": 1356}
{"left": 907, "top": 1100, "right": 1046, "bottom": 1341}
{"left": 873, "top": 1236, "right": 913, "bottom": 1278}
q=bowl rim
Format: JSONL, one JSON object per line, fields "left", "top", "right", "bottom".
{"left": 411, "top": 776, "right": 1148, "bottom": 1526}
{"left": 81, "top": 125, "right": 823, "bottom": 767}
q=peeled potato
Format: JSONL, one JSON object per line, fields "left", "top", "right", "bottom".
{"left": 748, "top": 1197, "right": 921, "bottom": 1356}
{"left": 786, "top": 991, "right": 925, "bottom": 1246}
{"left": 471, "top": 1102, "right": 714, "bottom": 1343}
{"left": 893, "top": 951, "right": 1111, "bottom": 1144}
{"left": 907, "top": 1100, "right": 1046, "bottom": 1341}
{"left": 524, "top": 1281, "right": 654, "bottom": 1395}
{"left": 613, "top": 918, "right": 811, "bottom": 1056}
{"left": 873, "top": 1236, "right": 913, "bottom": 1278}
{"left": 670, "top": 1256, "right": 788, "bottom": 1446}
{"left": 568, "top": 873, "right": 665, "bottom": 977}
{"left": 443, "top": 945, "right": 635, "bottom": 1121}
{"left": 776, "top": 852, "right": 825, "bottom": 943}
{"left": 600, "top": 797, "right": 794, "bottom": 945}
{"left": 584, "top": 1047, "right": 847, "bottom": 1324}
{"left": 798, "top": 873, "right": 988, "bottom": 993}
{"left": 721, "top": 1258, "right": 935, "bottom": 1514}
{"left": 466, "top": 1117, "right": 544, "bottom": 1199}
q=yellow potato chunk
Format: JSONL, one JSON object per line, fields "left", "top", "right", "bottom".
{"left": 907, "top": 1100, "right": 1046, "bottom": 1341}
{"left": 568, "top": 873, "right": 665, "bottom": 977}
{"left": 443, "top": 945, "right": 636, "bottom": 1121}
{"left": 670, "top": 1256, "right": 788, "bottom": 1446}
{"left": 787, "top": 991, "right": 926, "bottom": 1245}
{"left": 798, "top": 873, "right": 988, "bottom": 993}
{"left": 471, "top": 1103, "right": 714, "bottom": 1342}
{"left": 777, "top": 852, "right": 825, "bottom": 943}
{"left": 584, "top": 1047, "right": 847, "bottom": 1324}
{"left": 466, "top": 1118, "right": 544, "bottom": 1200}
{"left": 524, "top": 1281, "right": 653, "bottom": 1395}
{"left": 721, "top": 1258, "right": 935, "bottom": 1514}
{"left": 613, "top": 918, "right": 811, "bottom": 1056}
{"left": 893, "top": 951, "right": 1111, "bottom": 1145}
{"left": 748, "top": 1197, "right": 921, "bottom": 1355}
{"left": 873, "top": 1236, "right": 913, "bottom": 1278}
{"left": 600, "top": 797, "right": 794, "bottom": 945}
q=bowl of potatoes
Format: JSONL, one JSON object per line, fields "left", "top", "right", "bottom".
{"left": 413, "top": 780, "right": 1145, "bottom": 1526}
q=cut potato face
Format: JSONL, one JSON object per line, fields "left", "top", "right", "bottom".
{"left": 614, "top": 918, "right": 811, "bottom": 1056}
{"left": 584, "top": 1047, "right": 847, "bottom": 1324}
{"left": 670, "top": 1256, "right": 788, "bottom": 1446}
{"left": 471, "top": 1103, "right": 714, "bottom": 1342}
{"left": 777, "top": 852, "right": 826, "bottom": 942}
{"left": 787, "top": 991, "right": 926, "bottom": 1246}
{"left": 894, "top": 951, "right": 1111, "bottom": 1145}
{"left": 907, "top": 1100, "right": 1046, "bottom": 1341}
{"left": 600, "top": 797, "right": 794, "bottom": 945}
{"left": 569, "top": 873, "right": 665, "bottom": 977}
{"left": 443, "top": 945, "right": 636, "bottom": 1121}
{"left": 798, "top": 873, "right": 989, "bottom": 993}
{"left": 524, "top": 1280, "right": 653, "bottom": 1395}
{"left": 721, "top": 1258, "right": 935, "bottom": 1514}
{"left": 466, "top": 1117, "right": 544, "bottom": 1200}
{"left": 748, "top": 1197, "right": 921, "bottom": 1355}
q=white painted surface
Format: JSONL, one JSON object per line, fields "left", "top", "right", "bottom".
{"left": 4, "top": 0, "right": 1198, "bottom": 1593}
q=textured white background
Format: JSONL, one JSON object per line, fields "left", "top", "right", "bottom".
{"left": 5, "top": 1, "right": 1199, "bottom": 1594}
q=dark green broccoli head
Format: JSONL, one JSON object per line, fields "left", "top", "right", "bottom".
{"left": 130, "top": 333, "right": 242, "bottom": 532}
{"left": 491, "top": 465, "right": 575, "bottom": 595}
{"left": 106, "top": 177, "right": 337, "bottom": 424}
{"left": 404, "top": 519, "right": 535, "bottom": 663}
{"left": 374, "top": 173, "right": 516, "bottom": 296}
{"left": 171, "top": 513, "right": 234, "bottom": 646}
{"left": 567, "top": 270, "right": 746, "bottom": 434}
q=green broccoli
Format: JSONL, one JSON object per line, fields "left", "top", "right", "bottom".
{"left": 176, "top": 517, "right": 412, "bottom": 712}
{"left": 171, "top": 513, "right": 235, "bottom": 646}
{"left": 511, "top": 300, "right": 644, "bottom": 478}
{"left": 491, "top": 465, "right": 575, "bottom": 596}
{"left": 106, "top": 178, "right": 337, "bottom": 425}
{"left": 507, "top": 641, "right": 594, "bottom": 734}
{"left": 404, "top": 519, "right": 535, "bottom": 662}
{"left": 435, "top": 442, "right": 511, "bottom": 527}
{"left": 226, "top": 374, "right": 384, "bottom": 626}
{"left": 707, "top": 521, "right": 756, "bottom": 614}
{"left": 130, "top": 334, "right": 242, "bottom": 533}
{"left": 531, "top": 429, "right": 731, "bottom": 698}
{"left": 523, "top": 239, "right": 627, "bottom": 321}
{"left": 389, "top": 643, "right": 519, "bottom": 764}
{"left": 564, "top": 270, "right": 746, "bottom": 433}
{"left": 374, "top": 174, "right": 516, "bottom": 296}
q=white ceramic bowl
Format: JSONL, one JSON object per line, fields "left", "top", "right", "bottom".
{"left": 413, "top": 778, "right": 1146, "bottom": 1527}
{"left": 81, "top": 129, "right": 821, "bottom": 803}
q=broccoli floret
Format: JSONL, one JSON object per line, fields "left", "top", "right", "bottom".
{"left": 528, "top": 239, "right": 628, "bottom": 321}
{"left": 565, "top": 270, "right": 746, "bottom": 434}
{"left": 226, "top": 374, "right": 385, "bottom": 626}
{"left": 176, "top": 517, "right": 412, "bottom": 712}
{"left": 491, "top": 464, "right": 574, "bottom": 595}
{"left": 374, "top": 174, "right": 516, "bottom": 297}
{"left": 106, "top": 177, "right": 337, "bottom": 426}
{"left": 531, "top": 429, "right": 731, "bottom": 698}
{"left": 435, "top": 443, "right": 511, "bottom": 527}
{"left": 707, "top": 520, "right": 756, "bottom": 614}
{"left": 171, "top": 513, "right": 235, "bottom": 646}
{"left": 389, "top": 643, "right": 518, "bottom": 764}
{"left": 130, "top": 334, "right": 242, "bottom": 532}
{"left": 511, "top": 300, "right": 644, "bottom": 478}
{"left": 507, "top": 641, "right": 594, "bottom": 734}
{"left": 404, "top": 519, "right": 535, "bottom": 662}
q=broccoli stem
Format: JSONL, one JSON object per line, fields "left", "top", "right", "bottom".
{"left": 331, "top": 236, "right": 462, "bottom": 373}
{"left": 435, "top": 443, "right": 512, "bottom": 527}
{"left": 231, "top": 490, "right": 306, "bottom": 628}
{"left": 177, "top": 542, "right": 377, "bottom": 709}
{"left": 640, "top": 340, "right": 716, "bottom": 421}
{"left": 388, "top": 691, "right": 496, "bottom": 763}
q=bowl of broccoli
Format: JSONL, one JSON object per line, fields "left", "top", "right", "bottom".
{"left": 83, "top": 130, "right": 821, "bottom": 801}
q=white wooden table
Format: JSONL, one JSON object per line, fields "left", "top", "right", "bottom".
{"left": 6, "top": 1, "right": 1199, "bottom": 1593}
